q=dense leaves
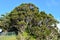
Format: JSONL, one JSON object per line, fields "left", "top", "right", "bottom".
{"left": 0, "top": 3, "right": 59, "bottom": 40}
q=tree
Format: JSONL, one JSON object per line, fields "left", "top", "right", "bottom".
{"left": 0, "top": 3, "right": 59, "bottom": 40}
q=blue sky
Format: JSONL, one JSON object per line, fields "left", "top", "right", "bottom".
{"left": 0, "top": 0, "right": 60, "bottom": 20}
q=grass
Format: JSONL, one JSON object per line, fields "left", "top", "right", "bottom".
{"left": 22, "top": 31, "right": 36, "bottom": 40}
{"left": 0, "top": 31, "right": 36, "bottom": 40}
{"left": 0, "top": 35, "right": 17, "bottom": 40}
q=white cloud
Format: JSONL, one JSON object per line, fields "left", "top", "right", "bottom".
{"left": 57, "top": 19, "right": 60, "bottom": 30}
{"left": 0, "top": 29, "right": 2, "bottom": 32}
{"left": 57, "top": 23, "right": 60, "bottom": 30}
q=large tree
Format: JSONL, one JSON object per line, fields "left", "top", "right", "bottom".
{"left": 0, "top": 3, "right": 59, "bottom": 40}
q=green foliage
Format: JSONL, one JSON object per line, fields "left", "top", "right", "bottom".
{"left": 0, "top": 3, "right": 59, "bottom": 40}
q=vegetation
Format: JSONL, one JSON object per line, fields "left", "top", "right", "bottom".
{"left": 0, "top": 35, "right": 17, "bottom": 40}
{"left": 0, "top": 3, "right": 60, "bottom": 40}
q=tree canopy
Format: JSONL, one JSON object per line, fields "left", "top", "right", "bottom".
{"left": 0, "top": 3, "right": 59, "bottom": 40}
